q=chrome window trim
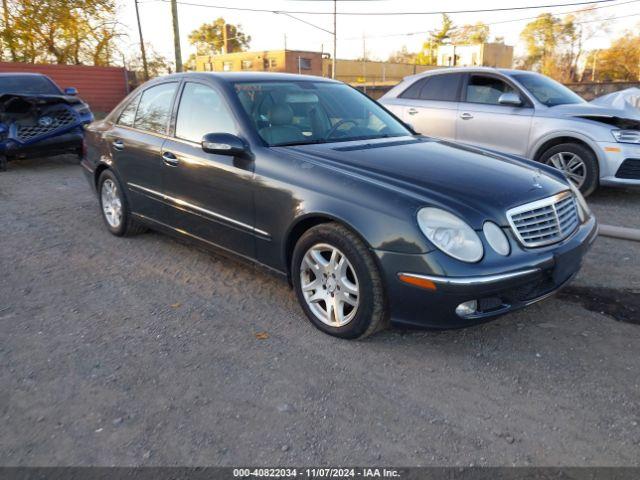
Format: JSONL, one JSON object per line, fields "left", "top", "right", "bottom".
{"left": 127, "top": 182, "right": 270, "bottom": 239}
{"left": 506, "top": 190, "right": 577, "bottom": 248}
{"left": 397, "top": 268, "right": 540, "bottom": 286}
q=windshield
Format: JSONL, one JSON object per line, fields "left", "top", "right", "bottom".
{"left": 233, "top": 80, "right": 411, "bottom": 146}
{"left": 0, "top": 75, "right": 61, "bottom": 95}
{"left": 511, "top": 73, "right": 584, "bottom": 107}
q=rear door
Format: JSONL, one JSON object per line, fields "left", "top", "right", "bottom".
{"left": 456, "top": 73, "right": 533, "bottom": 155}
{"left": 105, "top": 82, "right": 179, "bottom": 221}
{"left": 389, "top": 73, "right": 462, "bottom": 140}
{"left": 161, "top": 81, "right": 256, "bottom": 258}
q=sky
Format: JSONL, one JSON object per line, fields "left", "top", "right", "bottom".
{"left": 118, "top": 0, "right": 640, "bottom": 64}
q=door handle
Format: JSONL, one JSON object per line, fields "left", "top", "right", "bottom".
{"left": 407, "top": 108, "right": 419, "bottom": 116}
{"left": 162, "top": 151, "right": 179, "bottom": 167}
{"left": 112, "top": 139, "right": 124, "bottom": 151}
{"left": 460, "top": 112, "right": 474, "bottom": 120}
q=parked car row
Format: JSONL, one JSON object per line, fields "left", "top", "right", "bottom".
{"left": 80, "top": 72, "right": 598, "bottom": 339}
{"left": 380, "top": 67, "right": 640, "bottom": 196}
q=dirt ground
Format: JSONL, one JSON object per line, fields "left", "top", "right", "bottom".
{"left": 1, "top": 156, "right": 639, "bottom": 466}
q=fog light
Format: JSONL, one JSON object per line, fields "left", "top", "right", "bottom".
{"left": 455, "top": 300, "right": 478, "bottom": 318}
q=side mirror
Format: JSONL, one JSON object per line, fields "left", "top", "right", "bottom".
{"left": 498, "top": 92, "right": 522, "bottom": 106}
{"left": 64, "top": 87, "right": 78, "bottom": 96}
{"left": 201, "top": 133, "right": 248, "bottom": 157}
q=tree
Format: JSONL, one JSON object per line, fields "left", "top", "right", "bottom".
{"left": 415, "top": 14, "right": 455, "bottom": 65}
{"left": 586, "top": 30, "right": 640, "bottom": 81}
{"left": 125, "top": 43, "right": 173, "bottom": 82}
{"left": 519, "top": 13, "right": 574, "bottom": 79}
{"left": 388, "top": 46, "right": 417, "bottom": 64}
{"left": 0, "top": 0, "right": 121, "bottom": 65}
{"left": 451, "top": 22, "right": 490, "bottom": 45}
{"left": 188, "top": 18, "right": 251, "bottom": 56}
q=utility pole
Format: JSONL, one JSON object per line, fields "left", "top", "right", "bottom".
{"left": 332, "top": 0, "right": 337, "bottom": 79}
{"left": 222, "top": 21, "right": 228, "bottom": 54}
{"left": 134, "top": 0, "right": 149, "bottom": 80}
{"left": 284, "top": 34, "right": 287, "bottom": 50}
{"left": 362, "top": 34, "right": 366, "bottom": 94}
{"left": 170, "top": 0, "right": 183, "bottom": 72}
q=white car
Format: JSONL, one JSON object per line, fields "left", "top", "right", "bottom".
{"left": 380, "top": 67, "right": 640, "bottom": 196}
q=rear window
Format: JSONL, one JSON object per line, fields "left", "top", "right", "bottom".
{"left": 0, "top": 75, "right": 60, "bottom": 95}
{"left": 399, "top": 74, "right": 461, "bottom": 102}
{"left": 134, "top": 82, "right": 178, "bottom": 134}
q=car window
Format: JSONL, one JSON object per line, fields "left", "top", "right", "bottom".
{"left": 511, "top": 73, "right": 584, "bottom": 107}
{"left": 465, "top": 75, "right": 516, "bottom": 105}
{"left": 234, "top": 81, "right": 411, "bottom": 146}
{"left": 175, "top": 83, "right": 237, "bottom": 143}
{"left": 0, "top": 75, "right": 61, "bottom": 95}
{"left": 134, "top": 82, "right": 178, "bottom": 134}
{"left": 399, "top": 78, "right": 427, "bottom": 99}
{"left": 117, "top": 94, "right": 140, "bottom": 127}
{"left": 419, "top": 74, "right": 461, "bottom": 101}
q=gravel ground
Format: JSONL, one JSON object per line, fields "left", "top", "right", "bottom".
{"left": 1, "top": 156, "right": 639, "bottom": 467}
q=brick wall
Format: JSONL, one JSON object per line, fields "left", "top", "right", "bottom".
{"left": 0, "top": 62, "right": 129, "bottom": 113}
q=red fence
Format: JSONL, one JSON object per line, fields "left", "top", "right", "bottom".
{"left": 0, "top": 62, "right": 129, "bottom": 113}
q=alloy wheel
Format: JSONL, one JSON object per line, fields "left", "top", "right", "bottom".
{"left": 546, "top": 152, "right": 587, "bottom": 188}
{"left": 101, "top": 178, "right": 123, "bottom": 228}
{"left": 300, "top": 243, "right": 360, "bottom": 327}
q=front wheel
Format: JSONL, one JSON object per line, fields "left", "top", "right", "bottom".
{"left": 292, "top": 223, "right": 388, "bottom": 339}
{"left": 538, "top": 143, "right": 599, "bottom": 197}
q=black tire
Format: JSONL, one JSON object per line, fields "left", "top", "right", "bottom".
{"left": 97, "top": 169, "right": 147, "bottom": 236}
{"left": 538, "top": 142, "right": 599, "bottom": 197}
{"left": 292, "top": 222, "right": 388, "bottom": 339}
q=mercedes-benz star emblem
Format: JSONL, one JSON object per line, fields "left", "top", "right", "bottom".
{"left": 531, "top": 169, "right": 543, "bottom": 189}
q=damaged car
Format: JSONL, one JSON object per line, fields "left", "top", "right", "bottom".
{"left": 381, "top": 68, "right": 640, "bottom": 196}
{"left": 0, "top": 73, "right": 94, "bottom": 171}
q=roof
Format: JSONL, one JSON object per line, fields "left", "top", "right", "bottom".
{"left": 403, "top": 67, "right": 535, "bottom": 82}
{"left": 0, "top": 72, "right": 50, "bottom": 77}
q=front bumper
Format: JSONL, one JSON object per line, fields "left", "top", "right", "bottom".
{"left": 1, "top": 130, "right": 83, "bottom": 159}
{"left": 375, "top": 216, "right": 598, "bottom": 329}
{"left": 596, "top": 141, "right": 640, "bottom": 187}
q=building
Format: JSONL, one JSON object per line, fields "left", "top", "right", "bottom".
{"left": 195, "top": 49, "right": 437, "bottom": 87}
{"left": 195, "top": 50, "right": 324, "bottom": 76}
{"left": 436, "top": 43, "right": 514, "bottom": 68}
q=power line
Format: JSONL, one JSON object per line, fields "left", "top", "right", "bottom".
{"left": 149, "top": 0, "right": 620, "bottom": 16}
{"left": 342, "top": 0, "right": 640, "bottom": 40}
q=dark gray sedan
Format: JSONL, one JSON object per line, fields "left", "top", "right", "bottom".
{"left": 81, "top": 72, "right": 597, "bottom": 339}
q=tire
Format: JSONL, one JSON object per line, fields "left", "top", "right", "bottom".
{"left": 97, "top": 169, "right": 147, "bottom": 236}
{"left": 538, "top": 143, "right": 599, "bottom": 197}
{"left": 292, "top": 222, "right": 388, "bottom": 339}
{"left": 0, "top": 155, "right": 7, "bottom": 172}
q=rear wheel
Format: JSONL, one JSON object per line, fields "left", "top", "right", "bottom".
{"left": 539, "top": 143, "right": 598, "bottom": 196}
{"left": 98, "top": 169, "right": 147, "bottom": 236}
{"left": 292, "top": 223, "right": 388, "bottom": 339}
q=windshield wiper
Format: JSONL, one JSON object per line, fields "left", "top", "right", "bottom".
{"left": 272, "top": 139, "right": 328, "bottom": 147}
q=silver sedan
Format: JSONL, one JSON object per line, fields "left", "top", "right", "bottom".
{"left": 380, "top": 67, "right": 640, "bottom": 196}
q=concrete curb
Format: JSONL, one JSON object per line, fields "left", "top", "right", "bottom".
{"left": 599, "top": 224, "right": 640, "bottom": 242}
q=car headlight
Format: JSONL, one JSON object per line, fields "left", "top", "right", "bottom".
{"left": 567, "top": 181, "right": 591, "bottom": 222}
{"left": 611, "top": 129, "right": 640, "bottom": 144}
{"left": 417, "top": 207, "right": 483, "bottom": 263}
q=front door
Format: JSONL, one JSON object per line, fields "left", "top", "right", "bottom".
{"left": 161, "top": 81, "right": 256, "bottom": 258}
{"left": 456, "top": 73, "right": 533, "bottom": 156}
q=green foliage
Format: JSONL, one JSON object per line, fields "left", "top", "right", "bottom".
{"left": 0, "top": 0, "right": 120, "bottom": 65}
{"left": 415, "top": 14, "right": 455, "bottom": 65}
{"left": 451, "top": 22, "right": 490, "bottom": 45}
{"left": 188, "top": 18, "right": 251, "bottom": 56}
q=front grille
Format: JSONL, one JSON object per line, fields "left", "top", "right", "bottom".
{"left": 506, "top": 191, "right": 579, "bottom": 248}
{"left": 16, "top": 107, "right": 77, "bottom": 142}
{"left": 615, "top": 159, "right": 640, "bottom": 180}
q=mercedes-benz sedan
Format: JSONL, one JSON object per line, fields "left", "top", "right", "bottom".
{"left": 82, "top": 72, "right": 597, "bottom": 339}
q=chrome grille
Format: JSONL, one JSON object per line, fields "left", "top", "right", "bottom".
{"left": 506, "top": 191, "right": 579, "bottom": 248}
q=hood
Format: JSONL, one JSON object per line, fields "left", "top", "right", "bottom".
{"left": 0, "top": 92, "right": 82, "bottom": 111}
{"left": 280, "top": 136, "right": 570, "bottom": 227}
{"left": 543, "top": 102, "right": 640, "bottom": 128}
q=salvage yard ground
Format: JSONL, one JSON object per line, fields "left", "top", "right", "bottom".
{"left": 1, "top": 155, "right": 639, "bottom": 466}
